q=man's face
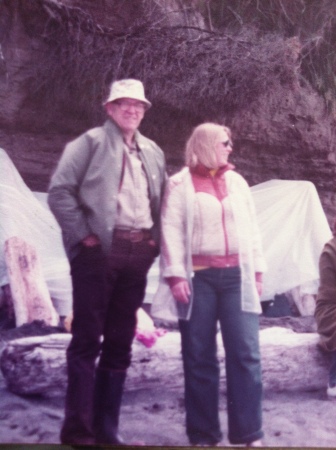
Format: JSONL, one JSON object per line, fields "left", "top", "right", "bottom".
{"left": 106, "top": 98, "right": 146, "bottom": 134}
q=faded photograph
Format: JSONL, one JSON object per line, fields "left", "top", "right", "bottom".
{"left": 0, "top": 1, "right": 336, "bottom": 449}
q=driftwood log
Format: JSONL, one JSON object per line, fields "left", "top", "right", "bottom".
{"left": 4, "top": 236, "right": 59, "bottom": 327}
{"left": 0, "top": 327, "right": 330, "bottom": 397}
{"left": 285, "top": 287, "right": 316, "bottom": 316}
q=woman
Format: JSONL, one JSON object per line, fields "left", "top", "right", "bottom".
{"left": 152, "top": 123, "right": 266, "bottom": 446}
{"left": 315, "top": 222, "right": 336, "bottom": 398}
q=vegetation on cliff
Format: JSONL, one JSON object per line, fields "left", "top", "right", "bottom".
{"left": 0, "top": 0, "right": 335, "bottom": 212}
{"left": 7, "top": 0, "right": 334, "bottom": 124}
{"left": 208, "top": 0, "right": 336, "bottom": 114}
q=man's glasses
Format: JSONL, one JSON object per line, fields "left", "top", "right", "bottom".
{"left": 115, "top": 100, "right": 146, "bottom": 112}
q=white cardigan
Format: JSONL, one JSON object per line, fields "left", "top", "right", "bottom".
{"left": 151, "top": 167, "right": 267, "bottom": 322}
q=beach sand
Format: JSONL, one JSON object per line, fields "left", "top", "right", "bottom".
{"left": 0, "top": 333, "right": 335, "bottom": 449}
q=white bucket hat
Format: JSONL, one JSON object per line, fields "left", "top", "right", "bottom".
{"left": 104, "top": 79, "right": 152, "bottom": 108}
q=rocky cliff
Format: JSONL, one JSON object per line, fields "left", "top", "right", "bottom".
{"left": 0, "top": 0, "right": 335, "bottom": 222}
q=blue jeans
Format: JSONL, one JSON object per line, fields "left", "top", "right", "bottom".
{"left": 179, "top": 267, "right": 263, "bottom": 445}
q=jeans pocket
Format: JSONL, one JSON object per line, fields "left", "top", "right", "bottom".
{"left": 72, "top": 244, "right": 105, "bottom": 273}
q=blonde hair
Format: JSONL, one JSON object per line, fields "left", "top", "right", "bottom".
{"left": 185, "top": 122, "right": 232, "bottom": 169}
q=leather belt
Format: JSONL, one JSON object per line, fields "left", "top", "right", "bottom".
{"left": 113, "top": 228, "right": 152, "bottom": 243}
{"left": 192, "top": 254, "right": 239, "bottom": 268}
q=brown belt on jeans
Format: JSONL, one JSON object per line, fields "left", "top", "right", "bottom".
{"left": 113, "top": 228, "right": 152, "bottom": 243}
{"left": 192, "top": 253, "right": 239, "bottom": 268}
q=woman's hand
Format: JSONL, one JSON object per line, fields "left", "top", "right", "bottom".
{"left": 167, "top": 277, "right": 191, "bottom": 304}
{"left": 255, "top": 281, "right": 263, "bottom": 296}
{"left": 255, "top": 272, "right": 263, "bottom": 296}
{"left": 171, "top": 280, "right": 191, "bottom": 303}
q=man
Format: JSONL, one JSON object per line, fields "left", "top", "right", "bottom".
{"left": 48, "top": 79, "right": 166, "bottom": 445}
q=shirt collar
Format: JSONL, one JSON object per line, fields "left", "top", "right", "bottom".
{"left": 190, "top": 163, "right": 235, "bottom": 178}
{"left": 124, "top": 139, "right": 138, "bottom": 154}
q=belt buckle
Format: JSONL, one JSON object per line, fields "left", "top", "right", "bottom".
{"left": 129, "top": 229, "right": 143, "bottom": 243}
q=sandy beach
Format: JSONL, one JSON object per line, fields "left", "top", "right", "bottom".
{"left": 0, "top": 321, "right": 335, "bottom": 449}
{"left": 0, "top": 370, "right": 336, "bottom": 448}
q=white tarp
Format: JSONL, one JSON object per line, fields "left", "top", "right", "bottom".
{"left": 251, "top": 179, "right": 332, "bottom": 301}
{"left": 0, "top": 148, "right": 72, "bottom": 316}
{"left": 0, "top": 148, "right": 332, "bottom": 314}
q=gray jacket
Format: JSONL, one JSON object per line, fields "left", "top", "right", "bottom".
{"left": 48, "top": 119, "right": 166, "bottom": 260}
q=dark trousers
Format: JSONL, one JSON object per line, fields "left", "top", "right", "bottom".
{"left": 329, "top": 350, "right": 336, "bottom": 387}
{"left": 60, "top": 236, "right": 156, "bottom": 444}
{"left": 179, "top": 267, "right": 263, "bottom": 446}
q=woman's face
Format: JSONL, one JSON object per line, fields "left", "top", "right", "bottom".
{"left": 214, "top": 130, "right": 233, "bottom": 166}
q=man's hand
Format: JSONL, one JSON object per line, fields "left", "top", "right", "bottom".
{"left": 81, "top": 234, "right": 100, "bottom": 247}
{"left": 148, "top": 239, "right": 157, "bottom": 247}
